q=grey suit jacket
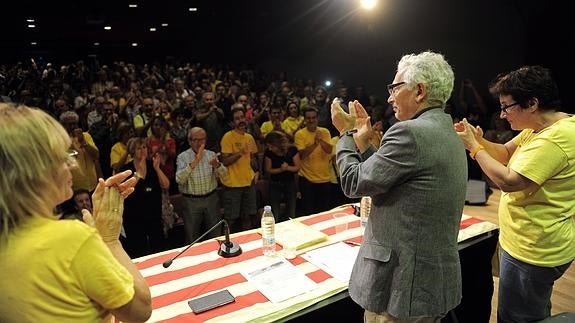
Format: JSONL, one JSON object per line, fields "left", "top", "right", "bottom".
{"left": 336, "top": 107, "right": 468, "bottom": 318}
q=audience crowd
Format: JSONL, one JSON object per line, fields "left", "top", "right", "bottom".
{"left": 0, "top": 59, "right": 510, "bottom": 258}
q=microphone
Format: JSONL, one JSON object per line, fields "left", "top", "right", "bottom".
{"left": 163, "top": 219, "right": 242, "bottom": 268}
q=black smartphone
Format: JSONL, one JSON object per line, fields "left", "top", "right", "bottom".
{"left": 188, "top": 289, "right": 235, "bottom": 314}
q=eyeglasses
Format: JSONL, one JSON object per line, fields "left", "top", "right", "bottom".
{"left": 190, "top": 137, "right": 206, "bottom": 142}
{"left": 500, "top": 102, "right": 519, "bottom": 113}
{"left": 66, "top": 149, "right": 79, "bottom": 167}
{"left": 387, "top": 81, "right": 406, "bottom": 96}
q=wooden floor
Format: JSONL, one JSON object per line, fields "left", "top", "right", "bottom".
{"left": 462, "top": 189, "right": 575, "bottom": 322}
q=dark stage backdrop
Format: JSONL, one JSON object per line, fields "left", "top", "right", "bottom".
{"left": 1, "top": 0, "right": 571, "bottom": 110}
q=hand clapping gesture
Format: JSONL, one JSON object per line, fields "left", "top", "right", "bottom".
{"left": 331, "top": 98, "right": 372, "bottom": 149}
{"left": 453, "top": 118, "right": 484, "bottom": 151}
{"left": 82, "top": 170, "right": 137, "bottom": 243}
{"left": 209, "top": 152, "right": 221, "bottom": 168}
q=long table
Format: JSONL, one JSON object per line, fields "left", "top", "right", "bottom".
{"left": 132, "top": 205, "right": 499, "bottom": 322}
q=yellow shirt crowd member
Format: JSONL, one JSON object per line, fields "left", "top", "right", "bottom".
{"left": 260, "top": 120, "right": 290, "bottom": 139}
{"left": 110, "top": 141, "right": 132, "bottom": 173}
{"left": 294, "top": 127, "right": 332, "bottom": 183}
{"left": 282, "top": 115, "right": 304, "bottom": 138}
{"left": 220, "top": 130, "right": 258, "bottom": 187}
{"left": 71, "top": 132, "right": 99, "bottom": 191}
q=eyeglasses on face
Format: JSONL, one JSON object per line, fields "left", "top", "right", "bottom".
{"left": 387, "top": 81, "right": 406, "bottom": 96}
{"left": 66, "top": 149, "right": 79, "bottom": 167}
{"left": 500, "top": 102, "right": 519, "bottom": 113}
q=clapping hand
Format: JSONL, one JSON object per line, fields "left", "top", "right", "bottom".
{"left": 82, "top": 170, "right": 136, "bottom": 243}
{"left": 209, "top": 152, "right": 221, "bottom": 168}
{"left": 349, "top": 100, "right": 372, "bottom": 142}
{"left": 454, "top": 118, "right": 483, "bottom": 151}
{"left": 330, "top": 97, "right": 354, "bottom": 134}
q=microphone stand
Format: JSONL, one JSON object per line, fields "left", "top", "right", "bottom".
{"left": 163, "top": 219, "right": 242, "bottom": 268}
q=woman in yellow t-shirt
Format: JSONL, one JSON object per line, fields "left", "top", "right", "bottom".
{"left": 0, "top": 104, "right": 152, "bottom": 322}
{"left": 455, "top": 66, "right": 575, "bottom": 323}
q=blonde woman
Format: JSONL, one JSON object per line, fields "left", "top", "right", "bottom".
{"left": 0, "top": 104, "right": 151, "bottom": 322}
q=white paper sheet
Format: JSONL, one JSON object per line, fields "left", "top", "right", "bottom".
{"left": 301, "top": 242, "right": 360, "bottom": 282}
{"left": 240, "top": 258, "right": 317, "bottom": 303}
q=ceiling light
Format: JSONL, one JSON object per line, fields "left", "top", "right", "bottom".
{"left": 104, "top": 26, "right": 112, "bottom": 30}
{"left": 150, "top": 27, "right": 156, "bottom": 32}
{"left": 94, "top": 42, "right": 100, "bottom": 46}
{"left": 131, "top": 43, "right": 138, "bottom": 47}
{"left": 161, "top": 23, "right": 168, "bottom": 27}
{"left": 360, "top": 0, "right": 377, "bottom": 10}
{"left": 27, "top": 24, "right": 36, "bottom": 28}
{"left": 30, "top": 42, "right": 37, "bottom": 45}
{"left": 128, "top": 4, "right": 138, "bottom": 8}
{"left": 26, "top": 19, "right": 35, "bottom": 23}
{"left": 188, "top": 7, "right": 198, "bottom": 12}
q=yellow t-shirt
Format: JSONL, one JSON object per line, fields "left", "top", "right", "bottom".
{"left": 282, "top": 116, "right": 304, "bottom": 137}
{"left": 71, "top": 132, "right": 99, "bottom": 191}
{"left": 500, "top": 116, "right": 575, "bottom": 267}
{"left": 294, "top": 127, "right": 332, "bottom": 183}
{"left": 110, "top": 142, "right": 132, "bottom": 172}
{"left": 260, "top": 121, "right": 291, "bottom": 138}
{"left": 220, "top": 130, "right": 258, "bottom": 187}
{"left": 0, "top": 216, "right": 134, "bottom": 322}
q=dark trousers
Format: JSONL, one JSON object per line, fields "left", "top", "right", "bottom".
{"left": 268, "top": 180, "right": 297, "bottom": 222}
{"left": 298, "top": 176, "right": 331, "bottom": 217}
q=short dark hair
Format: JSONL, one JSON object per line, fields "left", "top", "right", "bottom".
{"left": 489, "top": 65, "right": 561, "bottom": 111}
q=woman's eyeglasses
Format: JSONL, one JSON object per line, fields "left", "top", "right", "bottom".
{"left": 500, "top": 102, "right": 519, "bottom": 113}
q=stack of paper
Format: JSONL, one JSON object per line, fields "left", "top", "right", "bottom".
{"left": 274, "top": 220, "right": 328, "bottom": 250}
{"left": 240, "top": 258, "right": 318, "bottom": 303}
{"left": 302, "top": 242, "right": 360, "bottom": 282}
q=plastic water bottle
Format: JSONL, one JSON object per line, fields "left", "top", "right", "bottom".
{"left": 360, "top": 196, "right": 372, "bottom": 228}
{"left": 261, "top": 205, "right": 276, "bottom": 256}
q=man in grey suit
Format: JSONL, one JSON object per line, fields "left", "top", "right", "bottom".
{"left": 331, "top": 51, "right": 468, "bottom": 322}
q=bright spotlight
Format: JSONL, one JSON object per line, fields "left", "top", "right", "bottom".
{"left": 324, "top": 80, "right": 332, "bottom": 87}
{"left": 360, "top": 0, "right": 377, "bottom": 10}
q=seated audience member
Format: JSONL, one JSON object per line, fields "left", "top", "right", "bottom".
{"left": 0, "top": 103, "right": 151, "bottom": 322}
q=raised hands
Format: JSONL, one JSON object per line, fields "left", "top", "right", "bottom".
{"left": 330, "top": 97, "right": 355, "bottom": 134}
{"left": 454, "top": 118, "right": 483, "bottom": 151}
{"left": 209, "top": 152, "right": 221, "bottom": 168}
{"left": 82, "top": 170, "right": 137, "bottom": 242}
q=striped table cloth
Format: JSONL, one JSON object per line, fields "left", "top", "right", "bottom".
{"left": 132, "top": 205, "right": 498, "bottom": 322}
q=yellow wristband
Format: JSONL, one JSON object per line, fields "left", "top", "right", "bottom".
{"left": 469, "top": 144, "right": 485, "bottom": 160}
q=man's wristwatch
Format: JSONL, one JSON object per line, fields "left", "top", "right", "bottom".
{"left": 339, "top": 129, "right": 358, "bottom": 138}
